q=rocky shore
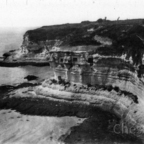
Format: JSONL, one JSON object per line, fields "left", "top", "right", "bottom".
{"left": 0, "top": 88, "right": 142, "bottom": 144}
{"left": 1, "top": 48, "right": 50, "bottom": 67}
{"left": 0, "top": 76, "right": 143, "bottom": 143}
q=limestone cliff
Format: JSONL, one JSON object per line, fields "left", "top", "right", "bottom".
{"left": 2, "top": 19, "right": 144, "bottom": 142}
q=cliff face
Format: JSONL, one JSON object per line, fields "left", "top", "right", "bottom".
{"left": 18, "top": 20, "right": 144, "bottom": 141}
{"left": 2, "top": 19, "right": 144, "bottom": 143}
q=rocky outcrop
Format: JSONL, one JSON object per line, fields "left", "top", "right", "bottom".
{"left": 5, "top": 69, "right": 143, "bottom": 142}
{"left": 2, "top": 19, "right": 144, "bottom": 143}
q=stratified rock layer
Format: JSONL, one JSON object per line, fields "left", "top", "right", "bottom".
{"left": 9, "top": 64, "right": 144, "bottom": 141}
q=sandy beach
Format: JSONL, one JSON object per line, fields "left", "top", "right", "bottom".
{"left": 0, "top": 109, "right": 84, "bottom": 144}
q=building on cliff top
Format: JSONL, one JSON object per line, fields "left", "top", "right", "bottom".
{"left": 49, "top": 46, "right": 99, "bottom": 84}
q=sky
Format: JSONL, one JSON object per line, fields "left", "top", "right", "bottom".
{"left": 0, "top": 0, "right": 144, "bottom": 28}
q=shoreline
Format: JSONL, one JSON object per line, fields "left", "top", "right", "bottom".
{"left": 0, "top": 89, "right": 143, "bottom": 144}
{"left": 0, "top": 77, "right": 143, "bottom": 143}
{"left": 0, "top": 109, "right": 83, "bottom": 144}
{"left": 0, "top": 59, "right": 50, "bottom": 67}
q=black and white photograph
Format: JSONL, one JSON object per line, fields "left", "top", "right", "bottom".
{"left": 0, "top": 0, "right": 144, "bottom": 143}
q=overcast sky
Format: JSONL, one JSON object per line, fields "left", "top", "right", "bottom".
{"left": 0, "top": 0, "right": 143, "bottom": 28}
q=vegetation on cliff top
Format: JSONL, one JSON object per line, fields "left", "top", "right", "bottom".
{"left": 26, "top": 22, "right": 101, "bottom": 46}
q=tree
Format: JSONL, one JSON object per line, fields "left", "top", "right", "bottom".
{"left": 97, "top": 18, "right": 103, "bottom": 23}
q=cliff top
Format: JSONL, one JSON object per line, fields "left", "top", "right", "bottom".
{"left": 24, "top": 19, "right": 144, "bottom": 65}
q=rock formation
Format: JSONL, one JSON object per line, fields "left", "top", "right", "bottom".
{"left": 2, "top": 19, "right": 144, "bottom": 143}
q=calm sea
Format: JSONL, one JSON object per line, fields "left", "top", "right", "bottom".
{"left": 0, "top": 66, "right": 53, "bottom": 85}
{"left": 0, "top": 29, "right": 53, "bottom": 85}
